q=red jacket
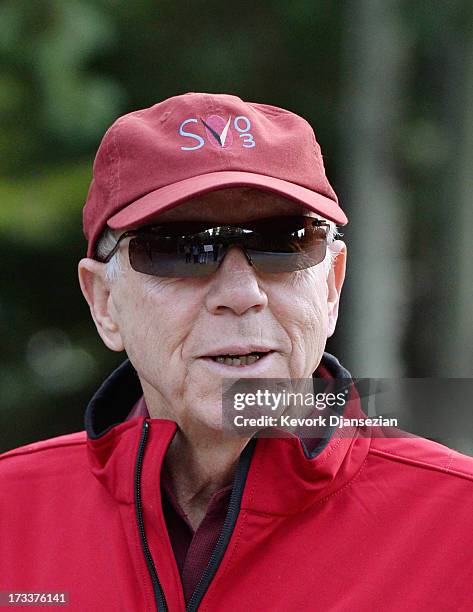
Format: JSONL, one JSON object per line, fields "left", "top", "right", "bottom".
{"left": 1, "top": 353, "right": 473, "bottom": 611}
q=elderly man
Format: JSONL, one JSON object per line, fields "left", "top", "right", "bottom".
{"left": 1, "top": 93, "right": 473, "bottom": 611}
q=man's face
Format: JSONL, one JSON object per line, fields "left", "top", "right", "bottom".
{"left": 83, "top": 188, "right": 346, "bottom": 432}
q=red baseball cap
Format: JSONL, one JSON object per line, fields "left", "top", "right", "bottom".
{"left": 83, "top": 92, "right": 348, "bottom": 257}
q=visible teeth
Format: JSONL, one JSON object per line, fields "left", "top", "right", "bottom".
{"left": 212, "top": 353, "right": 263, "bottom": 366}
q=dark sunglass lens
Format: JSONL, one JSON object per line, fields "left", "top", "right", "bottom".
{"left": 248, "top": 243, "right": 327, "bottom": 273}
{"left": 128, "top": 235, "right": 220, "bottom": 277}
{"left": 245, "top": 217, "right": 328, "bottom": 271}
{"left": 127, "top": 216, "right": 328, "bottom": 277}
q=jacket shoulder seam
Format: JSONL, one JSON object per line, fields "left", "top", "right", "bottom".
{"left": 369, "top": 447, "right": 473, "bottom": 483}
{"left": 0, "top": 437, "right": 86, "bottom": 463}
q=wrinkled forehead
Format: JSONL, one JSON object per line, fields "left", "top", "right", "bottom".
{"left": 152, "top": 187, "right": 322, "bottom": 225}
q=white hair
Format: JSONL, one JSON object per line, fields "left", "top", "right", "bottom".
{"left": 94, "top": 227, "right": 125, "bottom": 284}
{"left": 95, "top": 216, "right": 341, "bottom": 283}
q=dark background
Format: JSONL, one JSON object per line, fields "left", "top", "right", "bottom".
{"left": 1, "top": 1, "right": 472, "bottom": 454}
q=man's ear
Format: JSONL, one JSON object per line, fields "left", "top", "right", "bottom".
{"left": 78, "top": 259, "right": 125, "bottom": 352}
{"left": 326, "top": 240, "right": 347, "bottom": 338}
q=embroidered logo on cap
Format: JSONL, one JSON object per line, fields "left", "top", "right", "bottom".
{"left": 201, "top": 116, "right": 233, "bottom": 148}
{"left": 178, "top": 115, "right": 256, "bottom": 151}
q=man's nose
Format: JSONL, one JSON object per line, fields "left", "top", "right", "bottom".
{"left": 205, "top": 245, "right": 268, "bottom": 316}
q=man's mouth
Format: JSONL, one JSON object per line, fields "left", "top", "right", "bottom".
{"left": 209, "top": 351, "right": 269, "bottom": 367}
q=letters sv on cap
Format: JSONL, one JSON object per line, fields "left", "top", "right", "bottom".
{"left": 179, "top": 115, "right": 256, "bottom": 151}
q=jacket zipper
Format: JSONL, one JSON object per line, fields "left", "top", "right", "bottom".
{"left": 135, "top": 419, "right": 256, "bottom": 612}
{"left": 134, "top": 420, "right": 168, "bottom": 612}
{"left": 185, "top": 437, "right": 255, "bottom": 611}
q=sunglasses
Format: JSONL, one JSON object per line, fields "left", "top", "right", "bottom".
{"left": 99, "top": 215, "right": 330, "bottom": 277}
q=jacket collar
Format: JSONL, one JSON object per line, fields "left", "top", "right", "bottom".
{"left": 85, "top": 353, "right": 371, "bottom": 513}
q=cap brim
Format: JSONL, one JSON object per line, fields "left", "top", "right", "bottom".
{"left": 107, "top": 171, "right": 348, "bottom": 230}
